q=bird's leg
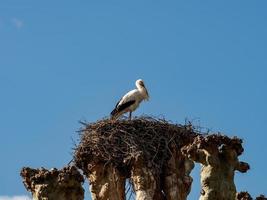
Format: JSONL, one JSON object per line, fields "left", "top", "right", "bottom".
{"left": 129, "top": 112, "right": 132, "bottom": 120}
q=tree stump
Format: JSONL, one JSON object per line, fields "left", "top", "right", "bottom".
{"left": 20, "top": 166, "right": 84, "bottom": 200}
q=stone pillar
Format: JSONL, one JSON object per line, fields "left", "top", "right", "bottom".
{"left": 131, "top": 157, "right": 163, "bottom": 200}
{"left": 87, "top": 163, "right": 126, "bottom": 200}
{"left": 20, "top": 166, "right": 84, "bottom": 200}
{"left": 163, "top": 145, "right": 194, "bottom": 200}
{"left": 182, "top": 135, "right": 250, "bottom": 200}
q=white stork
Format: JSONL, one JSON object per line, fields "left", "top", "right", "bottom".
{"left": 110, "top": 79, "right": 149, "bottom": 120}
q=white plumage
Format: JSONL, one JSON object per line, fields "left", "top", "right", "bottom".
{"left": 110, "top": 79, "right": 149, "bottom": 120}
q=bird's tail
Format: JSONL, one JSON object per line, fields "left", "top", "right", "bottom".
{"left": 110, "top": 109, "right": 119, "bottom": 120}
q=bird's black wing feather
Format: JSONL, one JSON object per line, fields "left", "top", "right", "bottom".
{"left": 114, "top": 98, "right": 122, "bottom": 109}
{"left": 111, "top": 100, "right": 136, "bottom": 116}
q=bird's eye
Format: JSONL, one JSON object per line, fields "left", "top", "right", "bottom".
{"left": 140, "top": 82, "right": 145, "bottom": 87}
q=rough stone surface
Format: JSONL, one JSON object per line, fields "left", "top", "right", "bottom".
{"left": 88, "top": 163, "right": 125, "bottom": 200}
{"left": 182, "top": 135, "right": 250, "bottom": 200}
{"left": 162, "top": 145, "right": 194, "bottom": 200}
{"left": 20, "top": 166, "right": 84, "bottom": 200}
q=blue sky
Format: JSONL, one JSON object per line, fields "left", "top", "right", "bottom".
{"left": 0, "top": 0, "right": 267, "bottom": 199}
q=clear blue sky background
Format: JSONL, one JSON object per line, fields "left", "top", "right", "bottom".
{"left": 0, "top": 0, "right": 266, "bottom": 199}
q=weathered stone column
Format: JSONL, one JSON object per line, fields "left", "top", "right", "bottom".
{"left": 162, "top": 145, "right": 194, "bottom": 200}
{"left": 20, "top": 166, "right": 84, "bottom": 200}
{"left": 131, "top": 156, "right": 163, "bottom": 200}
{"left": 182, "top": 135, "right": 250, "bottom": 200}
{"left": 88, "top": 162, "right": 126, "bottom": 200}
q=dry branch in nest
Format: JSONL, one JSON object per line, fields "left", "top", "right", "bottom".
{"left": 74, "top": 116, "right": 198, "bottom": 177}
{"left": 256, "top": 195, "right": 267, "bottom": 200}
{"left": 236, "top": 192, "right": 267, "bottom": 200}
{"left": 236, "top": 191, "right": 253, "bottom": 200}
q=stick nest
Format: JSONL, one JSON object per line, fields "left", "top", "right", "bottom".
{"left": 237, "top": 191, "right": 253, "bottom": 200}
{"left": 74, "top": 116, "right": 198, "bottom": 176}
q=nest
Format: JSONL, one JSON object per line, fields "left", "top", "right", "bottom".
{"left": 236, "top": 192, "right": 267, "bottom": 200}
{"left": 256, "top": 195, "right": 267, "bottom": 200}
{"left": 74, "top": 116, "right": 198, "bottom": 176}
{"left": 236, "top": 191, "right": 253, "bottom": 200}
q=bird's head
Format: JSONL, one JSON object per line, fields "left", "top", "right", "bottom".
{"left": 136, "top": 79, "right": 149, "bottom": 100}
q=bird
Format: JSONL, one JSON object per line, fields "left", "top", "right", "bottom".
{"left": 110, "top": 79, "right": 149, "bottom": 120}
